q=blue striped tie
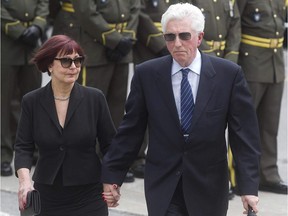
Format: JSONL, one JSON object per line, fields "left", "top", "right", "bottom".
{"left": 181, "top": 68, "right": 194, "bottom": 134}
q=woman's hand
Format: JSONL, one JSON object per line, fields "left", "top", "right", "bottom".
{"left": 17, "top": 168, "right": 34, "bottom": 210}
{"left": 103, "top": 183, "right": 121, "bottom": 207}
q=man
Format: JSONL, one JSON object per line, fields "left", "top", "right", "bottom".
{"left": 130, "top": 0, "right": 190, "bottom": 179}
{"left": 1, "top": 0, "right": 48, "bottom": 176}
{"left": 102, "top": 3, "right": 260, "bottom": 216}
{"left": 237, "top": 0, "right": 288, "bottom": 194}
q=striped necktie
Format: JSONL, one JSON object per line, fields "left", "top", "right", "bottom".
{"left": 180, "top": 68, "right": 194, "bottom": 134}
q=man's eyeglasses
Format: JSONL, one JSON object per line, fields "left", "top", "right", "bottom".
{"left": 54, "top": 56, "right": 84, "bottom": 68}
{"left": 163, "top": 32, "right": 192, "bottom": 41}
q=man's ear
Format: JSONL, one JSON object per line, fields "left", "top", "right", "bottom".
{"left": 197, "top": 32, "right": 204, "bottom": 47}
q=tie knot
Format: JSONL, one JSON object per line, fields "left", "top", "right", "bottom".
{"left": 181, "top": 68, "right": 190, "bottom": 77}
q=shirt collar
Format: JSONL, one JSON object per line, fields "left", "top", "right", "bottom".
{"left": 171, "top": 49, "right": 202, "bottom": 76}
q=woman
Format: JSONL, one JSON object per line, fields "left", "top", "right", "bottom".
{"left": 14, "top": 35, "right": 118, "bottom": 215}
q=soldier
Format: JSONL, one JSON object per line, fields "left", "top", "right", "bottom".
{"left": 1, "top": 0, "right": 48, "bottom": 176}
{"left": 49, "top": 0, "right": 80, "bottom": 46}
{"left": 51, "top": 0, "right": 141, "bottom": 182}
{"left": 237, "top": 0, "right": 287, "bottom": 194}
{"left": 191, "top": 0, "right": 241, "bottom": 199}
{"left": 192, "top": 0, "right": 241, "bottom": 63}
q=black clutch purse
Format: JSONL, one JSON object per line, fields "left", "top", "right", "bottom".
{"left": 21, "top": 190, "right": 41, "bottom": 216}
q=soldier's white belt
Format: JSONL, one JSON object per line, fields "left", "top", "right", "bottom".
{"left": 241, "top": 34, "right": 283, "bottom": 48}
{"left": 62, "top": 2, "right": 75, "bottom": 13}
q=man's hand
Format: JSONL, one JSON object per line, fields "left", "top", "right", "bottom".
{"left": 241, "top": 195, "right": 259, "bottom": 215}
{"left": 103, "top": 183, "right": 121, "bottom": 207}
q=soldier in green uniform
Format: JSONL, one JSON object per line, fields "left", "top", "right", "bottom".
{"left": 49, "top": 0, "right": 80, "bottom": 45}
{"left": 192, "top": 0, "right": 241, "bottom": 63}
{"left": 133, "top": 0, "right": 185, "bottom": 64}
{"left": 51, "top": 0, "right": 141, "bottom": 182}
{"left": 1, "top": 0, "right": 48, "bottom": 176}
{"left": 191, "top": 0, "right": 241, "bottom": 199}
{"left": 237, "top": 0, "right": 287, "bottom": 194}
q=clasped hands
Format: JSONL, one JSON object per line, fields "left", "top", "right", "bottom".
{"left": 102, "top": 183, "right": 121, "bottom": 207}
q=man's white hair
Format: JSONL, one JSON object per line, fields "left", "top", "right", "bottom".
{"left": 161, "top": 3, "right": 205, "bottom": 33}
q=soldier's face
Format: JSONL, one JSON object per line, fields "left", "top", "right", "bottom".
{"left": 164, "top": 18, "right": 203, "bottom": 67}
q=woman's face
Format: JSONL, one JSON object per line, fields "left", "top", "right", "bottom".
{"left": 49, "top": 51, "right": 83, "bottom": 84}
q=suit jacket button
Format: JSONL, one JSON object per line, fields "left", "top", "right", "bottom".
{"left": 59, "top": 145, "right": 65, "bottom": 151}
{"left": 176, "top": 171, "right": 181, "bottom": 176}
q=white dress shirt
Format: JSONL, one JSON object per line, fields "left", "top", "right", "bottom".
{"left": 171, "top": 49, "right": 202, "bottom": 120}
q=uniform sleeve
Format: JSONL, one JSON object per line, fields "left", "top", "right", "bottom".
{"left": 223, "top": 1, "right": 241, "bottom": 63}
{"left": 136, "top": 10, "right": 166, "bottom": 54}
{"left": 236, "top": 0, "right": 247, "bottom": 15}
{"left": 1, "top": 5, "right": 26, "bottom": 39}
{"left": 32, "top": 0, "right": 49, "bottom": 33}
{"left": 71, "top": 0, "right": 140, "bottom": 49}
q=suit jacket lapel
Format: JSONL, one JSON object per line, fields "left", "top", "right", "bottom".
{"left": 155, "top": 56, "right": 182, "bottom": 131}
{"left": 191, "top": 53, "right": 216, "bottom": 129}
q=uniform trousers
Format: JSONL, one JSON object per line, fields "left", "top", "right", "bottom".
{"left": 248, "top": 81, "right": 284, "bottom": 183}
{"left": 82, "top": 63, "right": 129, "bottom": 129}
{"left": 1, "top": 64, "right": 41, "bottom": 163}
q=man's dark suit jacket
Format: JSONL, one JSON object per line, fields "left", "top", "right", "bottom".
{"left": 14, "top": 82, "right": 116, "bottom": 186}
{"left": 102, "top": 53, "right": 261, "bottom": 216}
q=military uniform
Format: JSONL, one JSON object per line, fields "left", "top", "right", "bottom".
{"left": 192, "top": 0, "right": 241, "bottom": 63}
{"left": 133, "top": 0, "right": 188, "bottom": 64}
{"left": 237, "top": 0, "right": 287, "bottom": 190}
{"left": 1, "top": 0, "right": 48, "bottom": 175}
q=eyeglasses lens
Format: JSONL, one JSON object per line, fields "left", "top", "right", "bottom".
{"left": 164, "top": 32, "right": 191, "bottom": 41}
{"left": 55, "top": 57, "right": 84, "bottom": 68}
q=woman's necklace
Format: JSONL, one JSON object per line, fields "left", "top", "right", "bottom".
{"left": 54, "top": 96, "right": 70, "bottom": 101}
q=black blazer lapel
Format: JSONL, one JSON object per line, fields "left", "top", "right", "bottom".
{"left": 64, "top": 83, "right": 84, "bottom": 128}
{"left": 191, "top": 53, "right": 216, "bottom": 129}
{"left": 39, "top": 82, "right": 62, "bottom": 133}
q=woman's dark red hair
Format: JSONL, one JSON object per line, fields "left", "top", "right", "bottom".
{"left": 31, "top": 35, "right": 85, "bottom": 75}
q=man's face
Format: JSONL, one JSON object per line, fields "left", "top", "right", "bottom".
{"left": 164, "top": 18, "right": 203, "bottom": 67}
